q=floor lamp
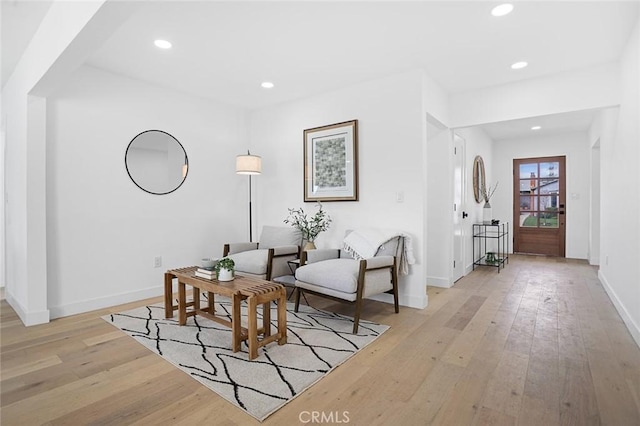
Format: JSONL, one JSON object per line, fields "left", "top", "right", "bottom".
{"left": 236, "top": 151, "right": 262, "bottom": 241}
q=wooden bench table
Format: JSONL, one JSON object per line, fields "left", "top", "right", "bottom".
{"left": 164, "top": 266, "right": 287, "bottom": 360}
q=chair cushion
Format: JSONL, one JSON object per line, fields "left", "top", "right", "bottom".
{"left": 258, "top": 226, "right": 302, "bottom": 249}
{"left": 295, "top": 259, "right": 360, "bottom": 294}
{"left": 228, "top": 249, "right": 268, "bottom": 275}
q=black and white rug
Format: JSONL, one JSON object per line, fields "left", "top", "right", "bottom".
{"left": 103, "top": 297, "right": 388, "bottom": 421}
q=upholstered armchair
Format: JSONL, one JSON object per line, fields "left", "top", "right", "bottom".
{"left": 223, "top": 226, "right": 302, "bottom": 281}
{"left": 293, "top": 234, "right": 402, "bottom": 333}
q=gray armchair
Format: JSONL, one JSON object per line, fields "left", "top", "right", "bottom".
{"left": 294, "top": 234, "right": 402, "bottom": 333}
{"left": 223, "top": 226, "right": 302, "bottom": 281}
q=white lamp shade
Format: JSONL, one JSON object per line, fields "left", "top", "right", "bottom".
{"left": 236, "top": 154, "right": 262, "bottom": 175}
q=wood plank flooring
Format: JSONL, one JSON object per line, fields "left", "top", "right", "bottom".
{"left": 1, "top": 255, "right": 639, "bottom": 425}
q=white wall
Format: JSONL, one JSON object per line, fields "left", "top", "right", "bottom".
{"left": 249, "top": 70, "right": 428, "bottom": 309}
{"left": 589, "top": 144, "right": 600, "bottom": 265}
{"left": 455, "top": 126, "right": 494, "bottom": 272}
{"left": 450, "top": 63, "right": 620, "bottom": 128}
{"left": 492, "top": 132, "right": 590, "bottom": 260}
{"left": 588, "top": 112, "right": 607, "bottom": 266}
{"left": 1, "top": 115, "right": 5, "bottom": 288}
{"left": 426, "top": 124, "right": 452, "bottom": 287}
{"left": 1, "top": 0, "right": 139, "bottom": 324}
{"left": 46, "top": 66, "right": 248, "bottom": 317}
{"left": 597, "top": 17, "right": 640, "bottom": 346}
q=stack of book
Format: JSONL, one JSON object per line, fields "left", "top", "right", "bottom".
{"left": 194, "top": 267, "right": 216, "bottom": 280}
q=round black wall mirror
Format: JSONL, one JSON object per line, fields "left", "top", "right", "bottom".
{"left": 125, "top": 130, "right": 188, "bottom": 195}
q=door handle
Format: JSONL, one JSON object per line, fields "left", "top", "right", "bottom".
{"left": 462, "top": 211, "right": 468, "bottom": 219}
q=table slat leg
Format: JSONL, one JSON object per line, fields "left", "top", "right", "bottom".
{"left": 178, "top": 282, "right": 187, "bottom": 326}
{"left": 164, "top": 273, "right": 174, "bottom": 318}
{"left": 277, "top": 288, "right": 287, "bottom": 345}
{"left": 262, "top": 302, "right": 271, "bottom": 337}
{"left": 248, "top": 296, "right": 259, "bottom": 360}
{"left": 232, "top": 294, "right": 242, "bottom": 353}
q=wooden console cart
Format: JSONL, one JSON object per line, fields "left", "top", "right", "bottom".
{"left": 472, "top": 222, "right": 509, "bottom": 272}
{"left": 164, "top": 266, "right": 287, "bottom": 360}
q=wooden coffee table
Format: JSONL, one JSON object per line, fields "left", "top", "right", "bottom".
{"left": 164, "top": 266, "right": 287, "bottom": 360}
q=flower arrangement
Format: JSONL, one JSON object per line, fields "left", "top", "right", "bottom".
{"left": 284, "top": 203, "right": 332, "bottom": 242}
{"left": 482, "top": 181, "right": 499, "bottom": 206}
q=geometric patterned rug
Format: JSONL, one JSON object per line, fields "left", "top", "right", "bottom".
{"left": 102, "top": 296, "right": 389, "bottom": 421}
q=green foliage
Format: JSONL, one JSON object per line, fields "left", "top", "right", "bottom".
{"left": 214, "top": 257, "right": 235, "bottom": 273}
{"left": 284, "top": 203, "right": 332, "bottom": 242}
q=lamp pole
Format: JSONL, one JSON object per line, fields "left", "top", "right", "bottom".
{"left": 248, "top": 174, "right": 253, "bottom": 242}
{"left": 236, "top": 151, "right": 262, "bottom": 242}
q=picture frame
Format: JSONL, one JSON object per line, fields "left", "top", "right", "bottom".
{"left": 304, "top": 120, "right": 358, "bottom": 202}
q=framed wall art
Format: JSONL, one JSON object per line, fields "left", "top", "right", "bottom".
{"left": 303, "top": 120, "right": 358, "bottom": 202}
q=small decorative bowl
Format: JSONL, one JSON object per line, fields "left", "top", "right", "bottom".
{"left": 201, "top": 258, "right": 216, "bottom": 269}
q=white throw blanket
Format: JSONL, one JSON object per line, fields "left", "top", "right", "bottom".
{"left": 343, "top": 228, "right": 416, "bottom": 275}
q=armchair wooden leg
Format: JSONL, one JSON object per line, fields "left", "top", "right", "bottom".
{"left": 294, "top": 287, "right": 301, "bottom": 312}
{"left": 352, "top": 260, "right": 367, "bottom": 334}
{"left": 391, "top": 259, "right": 400, "bottom": 313}
{"left": 353, "top": 294, "right": 363, "bottom": 334}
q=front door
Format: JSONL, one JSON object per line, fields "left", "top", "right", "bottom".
{"left": 513, "top": 156, "right": 566, "bottom": 256}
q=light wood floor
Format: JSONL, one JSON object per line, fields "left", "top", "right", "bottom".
{"left": 1, "top": 255, "right": 639, "bottom": 425}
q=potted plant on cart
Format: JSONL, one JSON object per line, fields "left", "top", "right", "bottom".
{"left": 214, "top": 257, "right": 235, "bottom": 282}
{"left": 482, "top": 181, "right": 499, "bottom": 224}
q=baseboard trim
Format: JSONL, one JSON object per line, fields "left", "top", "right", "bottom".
{"left": 427, "top": 275, "right": 452, "bottom": 288}
{"left": 465, "top": 264, "right": 475, "bottom": 275}
{"left": 47, "top": 283, "right": 433, "bottom": 320}
{"left": 49, "top": 286, "right": 164, "bottom": 320}
{"left": 368, "top": 292, "right": 428, "bottom": 310}
{"left": 6, "top": 291, "right": 50, "bottom": 326}
{"left": 598, "top": 269, "right": 640, "bottom": 348}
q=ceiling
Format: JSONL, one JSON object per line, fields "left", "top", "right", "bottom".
{"left": 1, "top": 0, "right": 53, "bottom": 88}
{"left": 476, "top": 108, "right": 601, "bottom": 141}
{"left": 3, "top": 1, "right": 639, "bottom": 138}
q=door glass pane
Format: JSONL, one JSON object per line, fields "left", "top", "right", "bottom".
{"left": 520, "top": 212, "right": 538, "bottom": 227}
{"left": 519, "top": 163, "right": 538, "bottom": 179}
{"left": 539, "top": 195, "right": 558, "bottom": 211}
{"left": 520, "top": 178, "right": 539, "bottom": 194}
{"left": 540, "top": 212, "right": 559, "bottom": 228}
{"left": 516, "top": 158, "right": 562, "bottom": 230}
{"left": 539, "top": 178, "right": 559, "bottom": 195}
{"left": 540, "top": 162, "right": 559, "bottom": 178}
{"left": 520, "top": 195, "right": 537, "bottom": 211}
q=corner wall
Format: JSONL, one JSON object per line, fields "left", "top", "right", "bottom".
{"left": 249, "top": 70, "right": 429, "bottom": 309}
{"left": 2, "top": 0, "right": 114, "bottom": 325}
{"left": 426, "top": 124, "right": 452, "bottom": 287}
{"left": 46, "top": 66, "right": 249, "bottom": 317}
{"left": 597, "top": 17, "right": 640, "bottom": 346}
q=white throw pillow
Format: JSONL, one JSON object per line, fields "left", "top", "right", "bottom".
{"left": 228, "top": 249, "right": 269, "bottom": 275}
{"left": 258, "top": 226, "right": 302, "bottom": 249}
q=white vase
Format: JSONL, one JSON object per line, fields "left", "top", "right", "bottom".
{"left": 483, "top": 202, "right": 492, "bottom": 224}
{"left": 217, "top": 268, "right": 234, "bottom": 282}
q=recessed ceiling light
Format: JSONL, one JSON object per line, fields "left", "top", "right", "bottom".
{"left": 531, "top": 126, "right": 541, "bottom": 130}
{"left": 261, "top": 81, "right": 274, "bottom": 89}
{"left": 491, "top": 4, "right": 514, "bottom": 17}
{"left": 511, "top": 61, "right": 528, "bottom": 70}
{"left": 154, "top": 39, "right": 172, "bottom": 49}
